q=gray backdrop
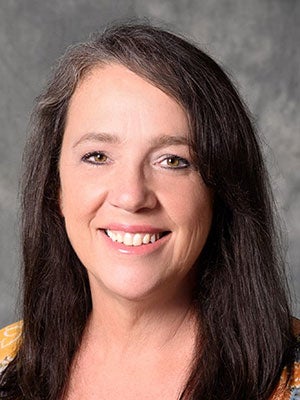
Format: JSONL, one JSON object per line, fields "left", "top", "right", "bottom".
{"left": 0, "top": 0, "right": 299, "bottom": 327}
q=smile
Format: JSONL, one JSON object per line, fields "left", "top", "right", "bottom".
{"left": 105, "top": 229, "right": 168, "bottom": 246}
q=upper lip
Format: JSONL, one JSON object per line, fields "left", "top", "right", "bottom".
{"left": 101, "top": 224, "right": 169, "bottom": 234}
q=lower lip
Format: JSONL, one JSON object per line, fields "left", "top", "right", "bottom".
{"left": 98, "top": 230, "right": 171, "bottom": 255}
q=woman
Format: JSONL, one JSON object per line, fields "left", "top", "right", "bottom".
{"left": 0, "top": 21, "right": 299, "bottom": 399}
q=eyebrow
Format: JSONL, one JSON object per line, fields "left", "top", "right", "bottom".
{"left": 72, "top": 132, "right": 190, "bottom": 148}
{"left": 150, "top": 134, "right": 190, "bottom": 148}
{"left": 73, "top": 132, "right": 122, "bottom": 148}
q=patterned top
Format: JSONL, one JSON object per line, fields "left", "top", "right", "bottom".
{"left": 0, "top": 321, "right": 299, "bottom": 399}
{"left": 0, "top": 321, "right": 23, "bottom": 374}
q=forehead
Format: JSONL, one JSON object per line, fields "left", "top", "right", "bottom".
{"left": 70, "top": 63, "right": 185, "bottom": 111}
{"left": 65, "top": 63, "right": 190, "bottom": 140}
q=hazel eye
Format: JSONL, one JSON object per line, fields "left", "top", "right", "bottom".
{"left": 160, "top": 155, "right": 190, "bottom": 169}
{"left": 166, "top": 157, "right": 180, "bottom": 167}
{"left": 82, "top": 152, "right": 108, "bottom": 165}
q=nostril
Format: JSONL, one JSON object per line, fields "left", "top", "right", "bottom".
{"left": 108, "top": 185, "right": 158, "bottom": 213}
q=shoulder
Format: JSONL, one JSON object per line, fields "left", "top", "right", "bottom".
{"left": 270, "top": 318, "right": 300, "bottom": 399}
{"left": 0, "top": 321, "right": 23, "bottom": 373}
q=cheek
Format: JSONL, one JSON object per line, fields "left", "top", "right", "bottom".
{"left": 167, "top": 184, "right": 213, "bottom": 259}
{"left": 168, "top": 184, "right": 213, "bottom": 228}
{"left": 59, "top": 180, "right": 80, "bottom": 218}
{"left": 59, "top": 171, "right": 106, "bottom": 220}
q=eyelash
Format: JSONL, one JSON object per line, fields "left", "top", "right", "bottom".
{"left": 81, "top": 152, "right": 191, "bottom": 170}
{"left": 82, "top": 151, "right": 108, "bottom": 165}
{"left": 159, "top": 155, "right": 190, "bottom": 169}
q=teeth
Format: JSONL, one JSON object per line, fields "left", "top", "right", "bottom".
{"left": 133, "top": 234, "right": 142, "bottom": 246}
{"left": 123, "top": 233, "right": 133, "bottom": 246}
{"left": 116, "top": 232, "right": 123, "bottom": 243}
{"left": 142, "top": 233, "right": 150, "bottom": 244}
{"left": 105, "top": 230, "right": 163, "bottom": 246}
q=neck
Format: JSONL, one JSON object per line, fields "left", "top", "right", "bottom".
{"left": 66, "top": 281, "right": 198, "bottom": 400}
{"left": 83, "top": 279, "right": 197, "bottom": 357}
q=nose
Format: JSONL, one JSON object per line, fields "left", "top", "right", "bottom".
{"left": 107, "top": 166, "right": 158, "bottom": 213}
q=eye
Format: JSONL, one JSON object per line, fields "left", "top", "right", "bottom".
{"left": 82, "top": 151, "right": 108, "bottom": 165}
{"left": 160, "top": 155, "right": 190, "bottom": 169}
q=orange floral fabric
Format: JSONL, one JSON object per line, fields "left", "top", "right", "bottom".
{"left": 0, "top": 321, "right": 299, "bottom": 399}
{"left": 0, "top": 321, "right": 22, "bottom": 373}
{"left": 270, "top": 361, "right": 300, "bottom": 399}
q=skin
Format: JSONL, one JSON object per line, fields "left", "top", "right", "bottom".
{"left": 59, "top": 64, "right": 213, "bottom": 399}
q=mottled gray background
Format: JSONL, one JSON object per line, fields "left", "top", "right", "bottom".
{"left": 0, "top": 0, "right": 299, "bottom": 326}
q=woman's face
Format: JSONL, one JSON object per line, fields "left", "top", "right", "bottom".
{"left": 59, "top": 64, "right": 213, "bottom": 303}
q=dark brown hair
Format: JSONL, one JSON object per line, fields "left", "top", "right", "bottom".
{"left": 0, "top": 20, "right": 294, "bottom": 399}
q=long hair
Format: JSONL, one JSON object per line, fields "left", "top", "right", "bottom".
{"left": 0, "top": 21, "right": 293, "bottom": 399}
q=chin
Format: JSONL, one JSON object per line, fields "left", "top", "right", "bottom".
{"left": 87, "top": 267, "right": 174, "bottom": 304}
